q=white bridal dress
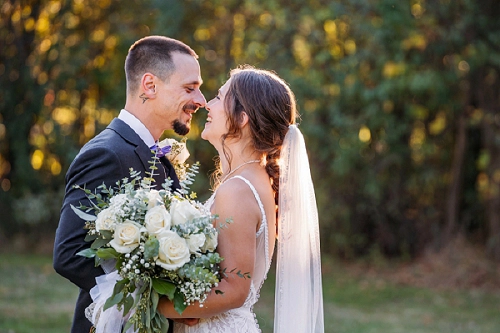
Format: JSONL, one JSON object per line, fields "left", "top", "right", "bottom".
{"left": 174, "top": 174, "right": 272, "bottom": 333}
{"left": 175, "top": 125, "right": 324, "bottom": 333}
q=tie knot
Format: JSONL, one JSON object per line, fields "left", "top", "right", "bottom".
{"left": 150, "top": 144, "right": 171, "bottom": 158}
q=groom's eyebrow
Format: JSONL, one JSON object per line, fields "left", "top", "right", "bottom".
{"left": 185, "top": 79, "right": 203, "bottom": 87}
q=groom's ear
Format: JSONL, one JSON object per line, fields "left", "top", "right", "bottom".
{"left": 140, "top": 73, "right": 157, "bottom": 98}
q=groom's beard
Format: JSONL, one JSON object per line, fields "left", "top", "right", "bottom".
{"left": 173, "top": 119, "right": 190, "bottom": 136}
{"left": 173, "top": 104, "right": 197, "bottom": 135}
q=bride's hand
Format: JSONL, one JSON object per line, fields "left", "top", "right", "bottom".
{"left": 173, "top": 318, "right": 200, "bottom": 326}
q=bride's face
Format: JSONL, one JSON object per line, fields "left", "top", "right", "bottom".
{"left": 201, "top": 79, "right": 231, "bottom": 146}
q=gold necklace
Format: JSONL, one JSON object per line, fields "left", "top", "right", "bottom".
{"left": 221, "top": 160, "right": 261, "bottom": 184}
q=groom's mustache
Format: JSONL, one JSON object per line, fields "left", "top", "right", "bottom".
{"left": 183, "top": 104, "right": 199, "bottom": 113}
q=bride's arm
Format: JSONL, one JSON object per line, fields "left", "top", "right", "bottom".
{"left": 158, "top": 179, "right": 260, "bottom": 318}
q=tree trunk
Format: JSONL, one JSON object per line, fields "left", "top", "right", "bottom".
{"left": 477, "top": 67, "right": 500, "bottom": 261}
{"left": 444, "top": 109, "right": 468, "bottom": 241}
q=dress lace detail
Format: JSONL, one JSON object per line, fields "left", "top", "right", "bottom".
{"left": 174, "top": 175, "right": 273, "bottom": 333}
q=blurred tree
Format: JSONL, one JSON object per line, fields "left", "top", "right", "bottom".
{"left": 0, "top": 0, "right": 164, "bottom": 244}
{"left": 1, "top": 0, "right": 499, "bottom": 260}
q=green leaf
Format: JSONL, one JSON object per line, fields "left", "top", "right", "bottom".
{"left": 123, "top": 294, "right": 134, "bottom": 316}
{"left": 91, "top": 236, "right": 111, "bottom": 249}
{"left": 96, "top": 247, "right": 120, "bottom": 259}
{"left": 173, "top": 290, "right": 187, "bottom": 315}
{"left": 123, "top": 320, "right": 134, "bottom": 333}
{"left": 100, "top": 230, "right": 113, "bottom": 239}
{"left": 151, "top": 290, "right": 159, "bottom": 316}
{"left": 152, "top": 279, "right": 176, "bottom": 299}
{"left": 113, "top": 278, "right": 128, "bottom": 295}
{"left": 70, "top": 204, "right": 97, "bottom": 221}
{"left": 77, "top": 248, "right": 97, "bottom": 258}
{"left": 84, "top": 233, "right": 98, "bottom": 242}
{"left": 158, "top": 315, "right": 169, "bottom": 333}
{"left": 103, "top": 292, "right": 124, "bottom": 311}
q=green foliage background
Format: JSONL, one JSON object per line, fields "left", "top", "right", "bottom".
{"left": 1, "top": 0, "right": 500, "bottom": 260}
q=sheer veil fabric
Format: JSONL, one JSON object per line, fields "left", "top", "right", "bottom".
{"left": 274, "top": 125, "right": 324, "bottom": 333}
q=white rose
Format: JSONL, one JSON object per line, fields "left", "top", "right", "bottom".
{"left": 95, "top": 207, "right": 117, "bottom": 232}
{"left": 186, "top": 233, "right": 206, "bottom": 253}
{"left": 170, "top": 200, "right": 202, "bottom": 226}
{"left": 147, "top": 189, "right": 162, "bottom": 208}
{"left": 145, "top": 205, "right": 171, "bottom": 235}
{"left": 201, "top": 232, "right": 218, "bottom": 253}
{"left": 156, "top": 230, "right": 191, "bottom": 270}
{"left": 109, "top": 220, "right": 142, "bottom": 254}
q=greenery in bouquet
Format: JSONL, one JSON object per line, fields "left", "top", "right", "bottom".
{"left": 71, "top": 140, "right": 226, "bottom": 333}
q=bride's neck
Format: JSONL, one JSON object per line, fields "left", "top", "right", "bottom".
{"left": 217, "top": 141, "right": 261, "bottom": 175}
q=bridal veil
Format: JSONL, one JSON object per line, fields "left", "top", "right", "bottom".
{"left": 274, "top": 125, "right": 324, "bottom": 333}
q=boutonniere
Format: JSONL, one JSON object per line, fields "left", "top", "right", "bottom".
{"left": 158, "top": 137, "right": 190, "bottom": 180}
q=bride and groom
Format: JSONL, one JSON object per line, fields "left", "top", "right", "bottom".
{"left": 53, "top": 36, "right": 323, "bottom": 333}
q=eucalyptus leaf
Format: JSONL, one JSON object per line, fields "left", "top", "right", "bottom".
{"left": 70, "top": 204, "right": 97, "bottom": 221}
{"left": 123, "top": 294, "right": 134, "bottom": 316}
{"left": 91, "top": 236, "right": 111, "bottom": 249}
{"left": 76, "top": 248, "right": 96, "bottom": 258}
{"left": 144, "top": 237, "right": 159, "bottom": 260}
{"left": 84, "top": 233, "right": 98, "bottom": 242}
{"left": 103, "top": 292, "right": 124, "bottom": 311}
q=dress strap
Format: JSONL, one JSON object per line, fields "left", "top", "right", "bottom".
{"left": 225, "top": 176, "right": 267, "bottom": 233}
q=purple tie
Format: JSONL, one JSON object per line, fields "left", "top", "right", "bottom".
{"left": 150, "top": 144, "right": 171, "bottom": 158}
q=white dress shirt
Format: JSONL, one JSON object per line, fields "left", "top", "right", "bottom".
{"left": 118, "top": 109, "right": 155, "bottom": 147}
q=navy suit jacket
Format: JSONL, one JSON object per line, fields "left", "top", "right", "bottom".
{"left": 53, "top": 118, "right": 179, "bottom": 333}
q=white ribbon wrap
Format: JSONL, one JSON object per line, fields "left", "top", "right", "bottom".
{"left": 87, "top": 271, "right": 136, "bottom": 333}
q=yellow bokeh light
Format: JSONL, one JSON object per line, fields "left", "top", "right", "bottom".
{"left": 383, "top": 61, "right": 406, "bottom": 78}
{"left": 91, "top": 29, "right": 106, "bottom": 43}
{"left": 50, "top": 157, "right": 62, "bottom": 175}
{"left": 40, "top": 39, "right": 52, "bottom": 52}
{"left": 344, "top": 39, "right": 356, "bottom": 55}
{"left": 324, "top": 20, "right": 336, "bottom": 36}
{"left": 194, "top": 28, "right": 211, "bottom": 41}
{"left": 52, "top": 106, "right": 78, "bottom": 126}
{"left": 24, "top": 17, "right": 35, "bottom": 31}
{"left": 359, "top": 126, "right": 371, "bottom": 143}
{"left": 429, "top": 112, "right": 447, "bottom": 135}
{"left": 31, "top": 150, "right": 44, "bottom": 170}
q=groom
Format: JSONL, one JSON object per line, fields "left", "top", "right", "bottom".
{"left": 53, "top": 36, "right": 205, "bottom": 333}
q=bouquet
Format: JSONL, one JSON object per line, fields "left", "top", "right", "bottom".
{"left": 71, "top": 139, "right": 224, "bottom": 333}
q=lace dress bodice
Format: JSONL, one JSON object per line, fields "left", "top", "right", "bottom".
{"left": 174, "top": 175, "right": 274, "bottom": 333}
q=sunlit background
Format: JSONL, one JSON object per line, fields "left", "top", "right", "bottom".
{"left": 1, "top": 0, "right": 500, "bottom": 266}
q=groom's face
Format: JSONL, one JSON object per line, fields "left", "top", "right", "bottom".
{"left": 155, "top": 52, "right": 206, "bottom": 135}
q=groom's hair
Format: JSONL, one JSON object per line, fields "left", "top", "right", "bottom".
{"left": 218, "top": 65, "right": 297, "bottom": 210}
{"left": 125, "top": 36, "right": 198, "bottom": 95}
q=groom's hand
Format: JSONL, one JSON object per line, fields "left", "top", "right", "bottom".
{"left": 173, "top": 318, "right": 199, "bottom": 326}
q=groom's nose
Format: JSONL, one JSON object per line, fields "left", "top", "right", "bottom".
{"left": 193, "top": 89, "right": 206, "bottom": 108}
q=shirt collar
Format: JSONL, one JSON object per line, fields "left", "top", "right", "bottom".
{"left": 118, "top": 109, "right": 156, "bottom": 147}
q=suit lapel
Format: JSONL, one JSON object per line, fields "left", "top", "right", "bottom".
{"left": 107, "top": 118, "right": 152, "bottom": 173}
{"left": 107, "top": 118, "right": 180, "bottom": 191}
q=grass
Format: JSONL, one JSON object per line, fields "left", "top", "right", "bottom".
{"left": 1, "top": 253, "right": 499, "bottom": 333}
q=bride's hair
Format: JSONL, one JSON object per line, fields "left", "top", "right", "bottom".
{"left": 215, "top": 65, "right": 297, "bottom": 209}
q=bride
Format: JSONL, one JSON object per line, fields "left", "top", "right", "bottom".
{"left": 158, "top": 66, "right": 324, "bottom": 333}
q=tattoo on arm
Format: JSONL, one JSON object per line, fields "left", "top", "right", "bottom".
{"left": 139, "top": 93, "right": 149, "bottom": 104}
